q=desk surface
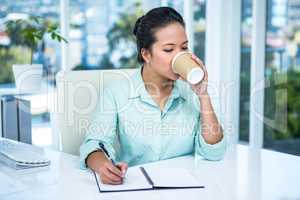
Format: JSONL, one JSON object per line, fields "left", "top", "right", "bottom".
{"left": 1, "top": 144, "right": 300, "bottom": 200}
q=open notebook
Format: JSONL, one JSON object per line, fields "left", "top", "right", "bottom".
{"left": 93, "top": 166, "right": 204, "bottom": 193}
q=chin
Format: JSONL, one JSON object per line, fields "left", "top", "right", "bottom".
{"left": 162, "top": 71, "right": 179, "bottom": 81}
{"left": 166, "top": 75, "right": 178, "bottom": 81}
{"left": 173, "top": 74, "right": 180, "bottom": 80}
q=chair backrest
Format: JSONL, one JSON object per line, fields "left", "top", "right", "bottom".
{"left": 54, "top": 69, "right": 136, "bottom": 155}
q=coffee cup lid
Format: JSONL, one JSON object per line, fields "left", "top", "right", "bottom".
{"left": 187, "top": 67, "right": 204, "bottom": 85}
{"left": 171, "top": 51, "right": 192, "bottom": 72}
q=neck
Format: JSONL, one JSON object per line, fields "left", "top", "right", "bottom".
{"left": 141, "top": 64, "right": 174, "bottom": 94}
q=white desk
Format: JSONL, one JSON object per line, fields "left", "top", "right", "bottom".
{"left": 1, "top": 144, "right": 300, "bottom": 200}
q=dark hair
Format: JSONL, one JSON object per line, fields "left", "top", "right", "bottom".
{"left": 133, "top": 7, "right": 185, "bottom": 63}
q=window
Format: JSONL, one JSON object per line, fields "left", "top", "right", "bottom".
{"left": 239, "top": 0, "right": 253, "bottom": 143}
{"left": 0, "top": 0, "right": 60, "bottom": 146}
{"left": 69, "top": 0, "right": 205, "bottom": 70}
{"left": 0, "top": 0, "right": 61, "bottom": 85}
{"left": 263, "top": 0, "right": 300, "bottom": 155}
{"left": 164, "top": 0, "right": 184, "bottom": 15}
{"left": 193, "top": 0, "right": 206, "bottom": 61}
{"left": 69, "top": 0, "right": 145, "bottom": 70}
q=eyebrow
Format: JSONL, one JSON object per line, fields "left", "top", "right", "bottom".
{"left": 163, "top": 41, "right": 188, "bottom": 46}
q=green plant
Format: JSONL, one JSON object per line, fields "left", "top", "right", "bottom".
{"left": 264, "top": 69, "right": 300, "bottom": 142}
{"left": 0, "top": 46, "right": 30, "bottom": 84}
{"left": 5, "top": 15, "right": 67, "bottom": 64}
{"left": 97, "top": 2, "right": 143, "bottom": 69}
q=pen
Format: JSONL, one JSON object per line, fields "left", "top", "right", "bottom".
{"left": 98, "top": 142, "right": 126, "bottom": 178}
{"left": 98, "top": 142, "right": 116, "bottom": 165}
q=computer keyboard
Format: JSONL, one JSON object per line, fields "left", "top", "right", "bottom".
{"left": 0, "top": 138, "right": 51, "bottom": 169}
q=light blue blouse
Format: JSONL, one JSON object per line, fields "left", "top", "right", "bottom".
{"left": 79, "top": 67, "right": 227, "bottom": 168}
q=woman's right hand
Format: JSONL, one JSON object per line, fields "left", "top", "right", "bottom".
{"left": 86, "top": 151, "right": 128, "bottom": 185}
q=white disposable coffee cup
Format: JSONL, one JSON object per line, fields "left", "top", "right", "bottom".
{"left": 171, "top": 52, "right": 204, "bottom": 85}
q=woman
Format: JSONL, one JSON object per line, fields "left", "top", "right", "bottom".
{"left": 80, "top": 7, "right": 226, "bottom": 185}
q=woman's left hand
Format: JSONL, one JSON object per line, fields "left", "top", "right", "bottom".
{"left": 179, "top": 54, "right": 208, "bottom": 97}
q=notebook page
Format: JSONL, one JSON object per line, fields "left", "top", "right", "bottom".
{"left": 143, "top": 167, "right": 203, "bottom": 188}
{"left": 95, "top": 166, "right": 153, "bottom": 192}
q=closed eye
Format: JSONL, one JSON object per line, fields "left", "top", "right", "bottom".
{"left": 163, "top": 47, "right": 188, "bottom": 53}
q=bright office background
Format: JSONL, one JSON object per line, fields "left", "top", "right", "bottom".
{"left": 0, "top": 0, "right": 299, "bottom": 156}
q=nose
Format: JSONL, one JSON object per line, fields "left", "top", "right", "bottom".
{"left": 172, "top": 49, "right": 188, "bottom": 61}
{"left": 175, "top": 49, "right": 185, "bottom": 55}
{"left": 172, "top": 50, "right": 182, "bottom": 61}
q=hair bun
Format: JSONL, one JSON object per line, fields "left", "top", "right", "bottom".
{"left": 133, "top": 15, "right": 144, "bottom": 36}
